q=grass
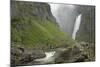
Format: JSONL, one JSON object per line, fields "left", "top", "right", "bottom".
{"left": 11, "top": 16, "right": 75, "bottom": 49}
{"left": 11, "top": 1, "right": 75, "bottom": 49}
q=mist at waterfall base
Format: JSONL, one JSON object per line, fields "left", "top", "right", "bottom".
{"left": 50, "top": 4, "right": 82, "bottom": 40}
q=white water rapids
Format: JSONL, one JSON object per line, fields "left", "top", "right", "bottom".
{"left": 34, "top": 51, "right": 56, "bottom": 64}
{"left": 34, "top": 48, "right": 67, "bottom": 64}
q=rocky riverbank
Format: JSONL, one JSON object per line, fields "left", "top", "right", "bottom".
{"left": 11, "top": 42, "right": 95, "bottom": 66}
{"left": 11, "top": 1, "right": 95, "bottom": 66}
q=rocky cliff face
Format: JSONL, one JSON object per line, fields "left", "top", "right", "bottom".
{"left": 76, "top": 5, "right": 95, "bottom": 43}
{"left": 11, "top": 1, "right": 74, "bottom": 49}
{"left": 11, "top": 1, "right": 74, "bottom": 65}
{"left": 11, "top": 1, "right": 56, "bottom": 23}
{"left": 11, "top": 1, "right": 95, "bottom": 66}
{"left": 50, "top": 4, "right": 95, "bottom": 43}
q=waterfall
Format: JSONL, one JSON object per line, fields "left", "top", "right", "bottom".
{"left": 72, "top": 14, "right": 82, "bottom": 40}
{"left": 50, "top": 4, "right": 77, "bottom": 37}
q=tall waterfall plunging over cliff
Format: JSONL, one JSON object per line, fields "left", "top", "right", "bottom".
{"left": 50, "top": 3, "right": 95, "bottom": 42}
{"left": 50, "top": 4, "right": 77, "bottom": 37}
{"left": 72, "top": 14, "right": 82, "bottom": 40}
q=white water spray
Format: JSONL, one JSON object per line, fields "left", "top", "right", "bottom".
{"left": 34, "top": 51, "right": 56, "bottom": 64}
{"left": 72, "top": 14, "right": 82, "bottom": 40}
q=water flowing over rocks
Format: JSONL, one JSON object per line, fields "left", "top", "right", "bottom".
{"left": 11, "top": 1, "right": 95, "bottom": 66}
{"left": 11, "top": 42, "right": 95, "bottom": 66}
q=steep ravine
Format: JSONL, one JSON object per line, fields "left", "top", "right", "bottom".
{"left": 11, "top": 1, "right": 95, "bottom": 66}
{"left": 11, "top": 1, "right": 75, "bottom": 66}
{"left": 50, "top": 4, "right": 95, "bottom": 43}
{"left": 76, "top": 6, "right": 95, "bottom": 43}
{"left": 11, "top": 1, "right": 74, "bottom": 49}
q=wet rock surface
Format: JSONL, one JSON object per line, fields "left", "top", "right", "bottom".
{"left": 11, "top": 42, "right": 95, "bottom": 66}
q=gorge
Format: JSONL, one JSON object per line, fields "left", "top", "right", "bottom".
{"left": 11, "top": 1, "right": 95, "bottom": 66}
{"left": 50, "top": 4, "right": 95, "bottom": 42}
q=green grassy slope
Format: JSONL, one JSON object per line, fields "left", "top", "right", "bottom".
{"left": 11, "top": 1, "right": 75, "bottom": 49}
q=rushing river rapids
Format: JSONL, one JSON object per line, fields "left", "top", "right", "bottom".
{"left": 34, "top": 48, "right": 68, "bottom": 64}
{"left": 34, "top": 51, "right": 56, "bottom": 64}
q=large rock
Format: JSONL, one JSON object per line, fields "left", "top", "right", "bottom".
{"left": 55, "top": 46, "right": 81, "bottom": 63}
{"left": 54, "top": 42, "right": 95, "bottom": 63}
{"left": 11, "top": 46, "right": 46, "bottom": 66}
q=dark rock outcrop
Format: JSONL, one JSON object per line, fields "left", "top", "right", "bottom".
{"left": 55, "top": 42, "right": 95, "bottom": 63}
{"left": 11, "top": 1, "right": 57, "bottom": 24}
{"left": 11, "top": 46, "right": 46, "bottom": 66}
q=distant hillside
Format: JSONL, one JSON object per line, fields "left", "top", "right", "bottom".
{"left": 11, "top": 1, "right": 75, "bottom": 49}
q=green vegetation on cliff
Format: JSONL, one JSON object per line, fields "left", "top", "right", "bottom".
{"left": 11, "top": 1, "right": 75, "bottom": 49}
